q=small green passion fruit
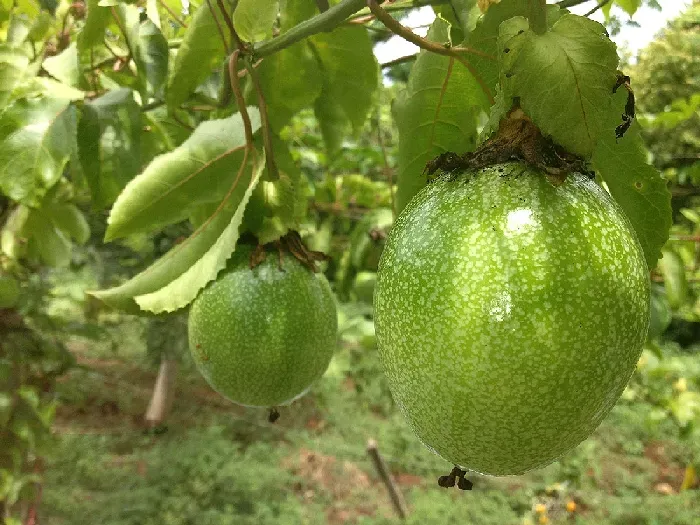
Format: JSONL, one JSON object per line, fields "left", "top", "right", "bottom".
{"left": 188, "top": 244, "right": 337, "bottom": 408}
{"left": 374, "top": 162, "right": 650, "bottom": 476}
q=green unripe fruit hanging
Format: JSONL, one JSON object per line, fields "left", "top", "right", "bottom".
{"left": 188, "top": 244, "right": 337, "bottom": 407}
{"left": 374, "top": 162, "right": 650, "bottom": 476}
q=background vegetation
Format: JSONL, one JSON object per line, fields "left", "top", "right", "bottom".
{"left": 1, "top": 0, "right": 699, "bottom": 524}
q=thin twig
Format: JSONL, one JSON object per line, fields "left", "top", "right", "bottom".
{"left": 109, "top": 7, "right": 136, "bottom": 60}
{"left": 157, "top": 0, "right": 188, "bottom": 27}
{"left": 368, "top": 2, "right": 494, "bottom": 60}
{"left": 216, "top": 0, "right": 240, "bottom": 48}
{"left": 171, "top": 113, "right": 194, "bottom": 130}
{"left": 367, "top": 0, "right": 495, "bottom": 104}
{"left": 556, "top": 0, "right": 593, "bottom": 8}
{"left": 142, "top": 99, "right": 165, "bottom": 112}
{"left": 349, "top": 0, "right": 450, "bottom": 19}
{"left": 228, "top": 51, "right": 254, "bottom": 147}
{"left": 585, "top": 0, "right": 611, "bottom": 16}
{"left": 244, "top": 58, "right": 278, "bottom": 180}
{"left": 367, "top": 439, "right": 408, "bottom": 519}
{"left": 381, "top": 53, "right": 417, "bottom": 68}
{"left": 669, "top": 235, "right": 700, "bottom": 242}
{"left": 204, "top": 0, "right": 230, "bottom": 54}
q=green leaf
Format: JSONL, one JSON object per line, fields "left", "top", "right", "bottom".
{"left": 0, "top": 46, "right": 33, "bottom": 107}
{"left": 313, "top": 92, "right": 346, "bottom": 154}
{"left": 233, "top": 0, "right": 278, "bottom": 42}
{"left": 0, "top": 205, "right": 29, "bottom": 259}
{"left": 145, "top": 0, "right": 162, "bottom": 28}
{"left": 445, "top": 0, "right": 479, "bottom": 33}
{"left": 105, "top": 110, "right": 261, "bottom": 240}
{"left": 250, "top": 0, "right": 321, "bottom": 132}
{"left": 112, "top": 4, "right": 169, "bottom": 100}
{"left": 393, "top": 17, "right": 489, "bottom": 212}
{"left": 254, "top": 43, "right": 322, "bottom": 132}
{"left": 603, "top": 0, "right": 642, "bottom": 18}
{"left": 658, "top": 249, "right": 688, "bottom": 309}
{"left": 0, "top": 273, "right": 20, "bottom": 308}
{"left": 79, "top": 0, "right": 110, "bottom": 48}
{"left": 42, "top": 43, "right": 80, "bottom": 87}
{"left": 91, "top": 156, "right": 264, "bottom": 313}
{"left": 166, "top": 0, "right": 230, "bottom": 109}
{"left": 134, "top": 18, "right": 169, "bottom": 100}
{"left": 310, "top": 26, "right": 379, "bottom": 145}
{"left": 669, "top": 391, "right": 700, "bottom": 427}
{"left": 463, "top": 0, "right": 530, "bottom": 94}
{"left": 241, "top": 134, "right": 303, "bottom": 243}
{"left": 47, "top": 203, "right": 90, "bottom": 245}
{"left": 591, "top": 91, "right": 672, "bottom": 270}
{"left": 77, "top": 88, "right": 141, "bottom": 208}
{"left": 136, "top": 160, "right": 264, "bottom": 313}
{"left": 0, "top": 97, "right": 77, "bottom": 206}
{"left": 499, "top": 13, "right": 619, "bottom": 157}
{"left": 24, "top": 208, "right": 72, "bottom": 267}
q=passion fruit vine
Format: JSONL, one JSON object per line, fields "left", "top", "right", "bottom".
{"left": 188, "top": 241, "right": 337, "bottom": 408}
{"left": 374, "top": 161, "right": 650, "bottom": 476}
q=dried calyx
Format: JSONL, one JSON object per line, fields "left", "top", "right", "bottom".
{"left": 248, "top": 231, "right": 329, "bottom": 272}
{"left": 424, "top": 105, "right": 590, "bottom": 186}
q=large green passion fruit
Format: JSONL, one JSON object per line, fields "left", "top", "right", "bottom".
{"left": 374, "top": 162, "right": 650, "bottom": 476}
{"left": 188, "top": 244, "right": 337, "bottom": 407}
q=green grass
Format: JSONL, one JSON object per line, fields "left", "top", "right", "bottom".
{"left": 42, "top": 327, "right": 700, "bottom": 525}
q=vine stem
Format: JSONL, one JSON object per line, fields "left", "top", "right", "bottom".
{"left": 227, "top": 50, "right": 254, "bottom": 147}
{"left": 585, "top": 0, "right": 612, "bottom": 17}
{"left": 367, "top": 0, "right": 495, "bottom": 105}
{"left": 204, "top": 0, "right": 230, "bottom": 53}
{"left": 529, "top": 0, "right": 547, "bottom": 34}
{"left": 253, "top": 0, "right": 366, "bottom": 58}
{"left": 157, "top": 0, "right": 187, "bottom": 27}
{"left": 244, "top": 57, "right": 279, "bottom": 180}
{"left": 219, "top": 0, "right": 277, "bottom": 179}
{"left": 556, "top": 0, "right": 593, "bottom": 8}
{"left": 368, "top": 0, "right": 495, "bottom": 60}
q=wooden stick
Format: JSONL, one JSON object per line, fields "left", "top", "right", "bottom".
{"left": 366, "top": 438, "right": 408, "bottom": 519}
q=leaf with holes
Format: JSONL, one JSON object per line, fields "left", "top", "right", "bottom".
{"left": 499, "top": 13, "right": 619, "bottom": 158}
{"left": 393, "top": 16, "right": 490, "bottom": 212}
{"left": 105, "top": 110, "right": 261, "bottom": 241}
{"left": 591, "top": 91, "right": 671, "bottom": 269}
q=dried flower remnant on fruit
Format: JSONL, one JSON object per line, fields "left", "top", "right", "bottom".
{"left": 422, "top": 108, "right": 587, "bottom": 186}
{"left": 248, "top": 231, "right": 330, "bottom": 272}
{"left": 437, "top": 466, "right": 472, "bottom": 490}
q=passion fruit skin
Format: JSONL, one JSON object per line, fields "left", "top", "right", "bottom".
{"left": 374, "top": 162, "right": 650, "bottom": 476}
{"left": 188, "top": 244, "right": 337, "bottom": 408}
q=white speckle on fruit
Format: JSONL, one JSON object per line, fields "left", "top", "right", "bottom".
{"left": 505, "top": 208, "right": 534, "bottom": 233}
